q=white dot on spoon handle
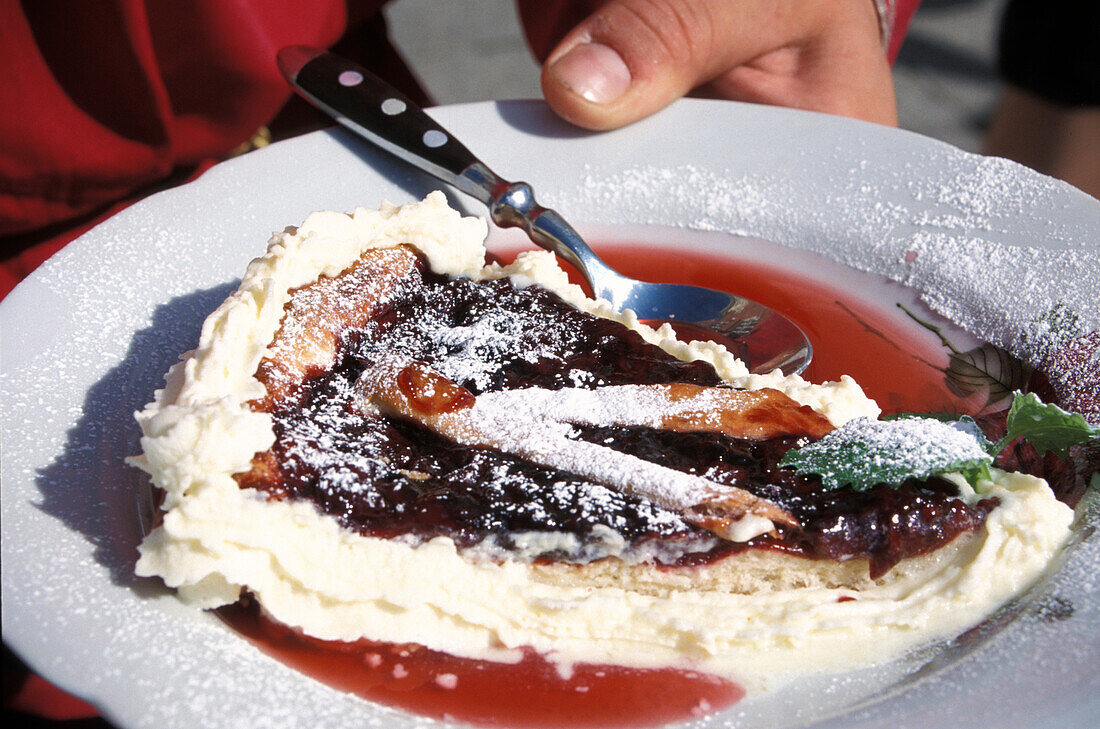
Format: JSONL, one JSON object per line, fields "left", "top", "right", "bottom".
{"left": 338, "top": 71, "right": 363, "bottom": 87}
{"left": 381, "top": 98, "right": 406, "bottom": 115}
{"left": 423, "top": 130, "right": 448, "bottom": 148}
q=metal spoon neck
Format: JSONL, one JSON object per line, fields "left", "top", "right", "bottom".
{"left": 469, "top": 173, "right": 611, "bottom": 292}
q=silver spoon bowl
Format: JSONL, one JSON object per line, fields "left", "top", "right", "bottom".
{"left": 278, "top": 46, "right": 812, "bottom": 375}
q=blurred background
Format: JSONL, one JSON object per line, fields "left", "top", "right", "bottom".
{"left": 384, "top": 0, "right": 1008, "bottom": 153}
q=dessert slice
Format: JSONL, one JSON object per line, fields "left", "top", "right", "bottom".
{"left": 133, "top": 193, "right": 1073, "bottom": 695}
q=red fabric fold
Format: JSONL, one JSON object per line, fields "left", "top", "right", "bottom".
{"left": 0, "top": 0, "right": 349, "bottom": 241}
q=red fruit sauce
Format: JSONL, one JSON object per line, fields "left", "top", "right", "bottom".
{"left": 590, "top": 244, "right": 966, "bottom": 417}
{"left": 223, "top": 244, "right": 971, "bottom": 727}
{"left": 223, "top": 602, "right": 742, "bottom": 729}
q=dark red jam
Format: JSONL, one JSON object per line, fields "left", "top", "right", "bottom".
{"left": 240, "top": 254, "right": 993, "bottom": 574}
{"left": 574, "top": 425, "right": 998, "bottom": 577}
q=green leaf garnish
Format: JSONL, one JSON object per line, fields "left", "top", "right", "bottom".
{"left": 951, "top": 415, "right": 997, "bottom": 455}
{"left": 882, "top": 412, "right": 958, "bottom": 422}
{"left": 944, "top": 343, "right": 1030, "bottom": 407}
{"left": 780, "top": 416, "right": 993, "bottom": 491}
{"left": 995, "top": 391, "right": 1100, "bottom": 458}
{"left": 784, "top": 392, "right": 1097, "bottom": 491}
{"left": 884, "top": 413, "right": 996, "bottom": 455}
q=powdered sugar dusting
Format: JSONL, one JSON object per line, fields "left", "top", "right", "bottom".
{"left": 786, "top": 416, "right": 992, "bottom": 491}
{"left": 454, "top": 404, "right": 720, "bottom": 512}
{"left": 394, "top": 299, "right": 547, "bottom": 392}
{"left": 554, "top": 153, "right": 1098, "bottom": 422}
{"left": 477, "top": 384, "right": 684, "bottom": 429}
{"left": 358, "top": 364, "right": 774, "bottom": 533}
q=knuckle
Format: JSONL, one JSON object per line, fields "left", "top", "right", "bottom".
{"left": 606, "top": 0, "right": 715, "bottom": 70}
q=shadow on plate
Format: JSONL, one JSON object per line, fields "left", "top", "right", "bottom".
{"left": 491, "top": 99, "right": 592, "bottom": 140}
{"left": 31, "top": 283, "right": 238, "bottom": 592}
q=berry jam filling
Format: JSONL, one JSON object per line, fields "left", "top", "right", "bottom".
{"left": 241, "top": 255, "right": 993, "bottom": 573}
{"left": 355, "top": 267, "right": 724, "bottom": 394}
{"left": 570, "top": 426, "right": 999, "bottom": 577}
{"left": 242, "top": 369, "right": 704, "bottom": 560}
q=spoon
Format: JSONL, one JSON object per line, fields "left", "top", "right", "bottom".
{"left": 277, "top": 46, "right": 812, "bottom": 375}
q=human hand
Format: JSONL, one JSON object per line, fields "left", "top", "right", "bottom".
{"left": 517, "top": 0, "right": 897, "bottom": 130}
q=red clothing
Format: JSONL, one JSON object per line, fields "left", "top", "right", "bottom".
{"left": 883, "top": 0, "right": 920, "bottom": 60}
{"left": 0, "top": 0, "right": 365, "bottom": 236}
{"left": 0, "top": 0, "right": 430, "bottom": 296}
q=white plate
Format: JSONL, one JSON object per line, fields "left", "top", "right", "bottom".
{"left": 2, "top": 99, "right": 1098, "bottom": 729}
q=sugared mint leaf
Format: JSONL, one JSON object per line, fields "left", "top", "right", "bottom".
{"left": 998, "top": 391, "right": 1100, "bottom": 458}
{"left": 885, "top": 413, "right": 996, "bottom": 455}
{"left": 948, "top": 415, "right": 997, "bottom": 453}
{"left": 780, "top": 416, "right": 993, "bottom": 491}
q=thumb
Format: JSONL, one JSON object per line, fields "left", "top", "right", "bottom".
{"left": 540, "top": 0, "right": 806, "bottom": 130}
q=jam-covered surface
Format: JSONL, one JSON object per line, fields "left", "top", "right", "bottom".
{"left": 241, "top": 252, "right": 992, "bottom": 573}
{"left": 572, "top": 426, "right": 998, "bottom": 577}
{"left": 245, "top": 371, "right": 706, "bottom": 557}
